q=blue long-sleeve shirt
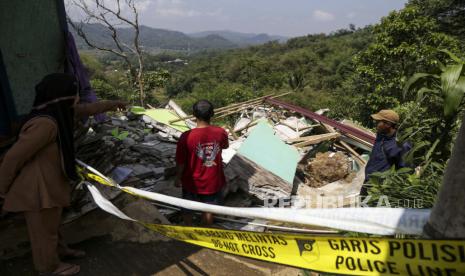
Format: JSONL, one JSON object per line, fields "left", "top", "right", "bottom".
{"left": 365, "top": 133, "right": 404, "bottom": 182}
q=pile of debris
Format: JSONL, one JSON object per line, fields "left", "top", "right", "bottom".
{"left": 69, "top": 94, "right": 375, "bottom": 222}
{"left": 214, "top": 97, "right": 375, "bottom": 206}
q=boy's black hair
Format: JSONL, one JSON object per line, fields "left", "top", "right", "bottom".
{"left": 193, "top": 100, "right": 214, "bottom": 122}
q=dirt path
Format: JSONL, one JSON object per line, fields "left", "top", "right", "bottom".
{"left": 0, "top": 196, "right": 305, "bottom": 276}
{"left": 0, "top": 235, "right": 304, "bottom": 276}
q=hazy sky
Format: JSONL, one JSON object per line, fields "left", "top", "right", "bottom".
{"left": 69, "top": 0, "right": 409, "bottom": 37}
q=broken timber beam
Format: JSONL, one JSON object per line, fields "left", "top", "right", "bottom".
{"left": 289, "top": 133, "right": 341, "bottom": 147}
{"left": 322, "top": 124, "right": 367, "bottom": 166}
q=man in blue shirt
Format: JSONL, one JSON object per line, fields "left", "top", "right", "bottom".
{"left": 361, "top": 110, "right": 404, "bottom": 196}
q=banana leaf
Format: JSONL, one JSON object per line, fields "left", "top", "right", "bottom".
{"left": 441, "top": 64, "right": 463, "bottom": 98}
{"left": 403, "top": 72, "right": 433, "bottom": 99}
{"left": 444, "top": 76, "right": 465, "bottom": 118}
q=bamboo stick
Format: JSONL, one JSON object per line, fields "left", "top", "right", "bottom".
{"left": 214, "top": 94, "right": 273, "bottom": 112}
{"left": 214, "top": 102, "right": 262, "bottom": 120}
{"left": 214, "top": 91, "right": 291, "bottom": 113}
{"left": 214, "top": 92, "right": 292, "bottom": 120}
{"left": 233, "top": 120, "right": 259, "bottom": 133}
{"left": 339, "top": 141, "right": 367, "bottom": 166}
{"left": 169, "top": 95, "right": 269, "bottom": 123}
{"left": 322, "top": 123, "right": 366, "bottom": 166}
{"left": 224, "top": 126, "right": 239, "bottom": 140}
{"left": 214, "top": 99, "right": 264, "bottom": 116}
{"left": 169, "top": 92, "right": 291, "bottom": 123}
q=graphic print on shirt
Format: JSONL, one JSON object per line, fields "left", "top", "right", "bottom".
{"left": 195, "top": 142, "right": 220, "bottom": 167}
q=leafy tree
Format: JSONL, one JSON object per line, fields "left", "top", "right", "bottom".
{"left": 409, "top": 0, "right": 465, "bottom": 44}
{"left": 348, "top": 6, "right": 459, "bottom": 125}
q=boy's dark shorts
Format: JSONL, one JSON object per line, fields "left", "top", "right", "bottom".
{"left": 181, "top": 189, "right": 222, "bottom": 214}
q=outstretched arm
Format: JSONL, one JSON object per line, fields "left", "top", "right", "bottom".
{"left": 74, "top": 100, "right": 127, "bottom": 118}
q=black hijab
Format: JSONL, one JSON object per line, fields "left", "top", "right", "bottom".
{"left": 28, "top": 73, "right": 80, "bottom": 181}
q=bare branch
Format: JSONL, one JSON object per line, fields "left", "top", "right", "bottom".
{"left": 67, "top": 18, "right": 128, "bottom": 60}
{"left": 67, "top": 0, "right": 145, "bottom": 105}
{"left": 93, "top": 0, "right": 137, "bottom": 28}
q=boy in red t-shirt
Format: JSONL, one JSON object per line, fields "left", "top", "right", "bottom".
{"left": 175, "top": 100, "right": 229, "bottom": 225}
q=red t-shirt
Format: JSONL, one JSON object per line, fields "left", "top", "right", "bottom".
{"left": 176, "top": 126, "right": 229, "bottom": 194}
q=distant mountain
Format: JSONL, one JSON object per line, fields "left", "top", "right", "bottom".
{"left": 70, "top": 23, "right": 238, "bottom": 52}
{"left": 189, "top": 30, "right": 288, "bottom": 46}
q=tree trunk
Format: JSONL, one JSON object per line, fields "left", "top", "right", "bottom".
{"left": 137, "top": 69, "right": 144, "bottom": 107}
{"left": 423, "top": 113, "right": 465, "bottom": 238}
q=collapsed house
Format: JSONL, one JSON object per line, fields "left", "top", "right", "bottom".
{"left": 69, "top": 94, "right": 375, "bottom": 225}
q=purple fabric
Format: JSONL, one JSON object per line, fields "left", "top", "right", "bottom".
{"left": 64, "top": 32, "right": 106, "bottom": 121}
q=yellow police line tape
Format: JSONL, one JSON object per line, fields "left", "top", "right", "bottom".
{"left": 79, "top": 167, "right": 465, "bottom": 275}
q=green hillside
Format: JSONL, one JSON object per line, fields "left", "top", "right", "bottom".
{"left": 71, "top": 23, "right": 238, "bottom": 52}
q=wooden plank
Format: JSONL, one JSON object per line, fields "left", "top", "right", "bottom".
{"left": 344, "top": 133, "right": 374, "bottom": 150}
{"left": 224, "top": 154, "right": 293, "bottom": 200}
{"left": 322, "top": 123, "right": 366, "bottom": 166}
{"left": 292, "top": 133, "right": 341, "bottom": 148}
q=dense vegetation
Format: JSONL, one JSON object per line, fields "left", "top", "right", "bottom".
{"left": 82, "top": 0, "right": 465, "bottom": 207}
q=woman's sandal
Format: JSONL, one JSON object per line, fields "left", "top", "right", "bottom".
{"left": 40, "top": 263, "right": 80, "bottom": 276}
{"left": 59, "top": 248, "right": 86, "bottom": 260}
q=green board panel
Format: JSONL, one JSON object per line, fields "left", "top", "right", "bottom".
{"left": 0, "top": 0, "right": 65, "bottom": 115}
{"left": 132, "top": 107, "right": 190, "bottom": 132}
{"left": 238, "top": 120, "right": 299, "bottom": 184}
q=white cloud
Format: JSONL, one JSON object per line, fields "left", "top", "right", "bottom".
{"left": 312, "top": 10, "right": 335, "bottom": 21}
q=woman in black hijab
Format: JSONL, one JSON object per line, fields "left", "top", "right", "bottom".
{"left": 31, "top": 73, "right": 81, "bottom": 180}
{"left": 0, "top": 73, "right": 126, "bottom": 275}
